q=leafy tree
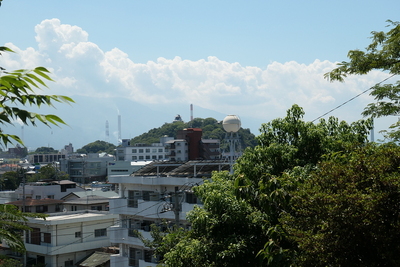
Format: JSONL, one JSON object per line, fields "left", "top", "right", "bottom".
{"left": 283, "top": 144, "right": 400, "bottom": 266}
{"left": 1, "top": 170, "right": 21, "bottom": 190}
{"left": 77, "top": 140, "right": 116, "bottom": 155}
{"left": 34, "top": 146, "right": 58, "bottom": 154}
{"left": 143, "top": 172, "right": 267, "bottom": 267}
{"left": 0, "top": 204, "right": 46, "bottom": 253}
{"left": 0, "top": 256, "right": 23, "bottom": 267}
{"left": 233, "top": 105, "right": 372, "bottom": 265}
{"left": 0, "top": 46, "right": 69, "bottom": 253}
{"left": 325, "top": 20, "right": 400, "bottom": 141}
{"left": 28, "top": 164, "right": 69, "bottom": 182}
{"left": 0, "top": 46, "right": 74, "bottom": 147}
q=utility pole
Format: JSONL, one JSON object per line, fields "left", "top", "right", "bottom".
{"left": 174, "top": 187, "right": 180, "bottom": 228}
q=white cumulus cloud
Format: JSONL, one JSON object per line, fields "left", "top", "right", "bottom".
{"left": 1, "top": 19, "right": 393, "bottom": 125}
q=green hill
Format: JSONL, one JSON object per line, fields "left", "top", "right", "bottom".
{"left": 130, "top": 117, "right": 257, "bottom": 149}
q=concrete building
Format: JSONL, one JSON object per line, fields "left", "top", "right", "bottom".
{"left": 107, "top": 161, "right": 150, "bottom": 177}
{"left": 108, "top": 160, "right": 230, "bottom": 267}
{"left": 116, "top": 137, "right": 173, "bottom": 162}
{"left": 165, "top": 128, "right": 220, "bottom": 161}
{"left": 14, "top": 180, "right": 86, "bottom": 205}
{"left": 59, "top": 153, "right": 115, "bottom": 184}
{"left": 24, "top": 211, "right": 117, "bottom": 267}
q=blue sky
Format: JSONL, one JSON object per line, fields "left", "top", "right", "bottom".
{"left": 0, "top": 0, "right": 399, "bottom": 150}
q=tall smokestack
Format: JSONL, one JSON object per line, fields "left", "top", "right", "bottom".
{"left": 118, "top": 115, "right": 121, "bottom": 144}
{"left": 190, "top": 104, "right": 193, "bottom": 121}
{"left": 105, "top": 120, "right": 109, "bottom": 143}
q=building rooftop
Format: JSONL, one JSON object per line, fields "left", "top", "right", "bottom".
{"left": 132, "top": 160, "right": 230, "bottom": 178}
{"left": 8, "top": 198, "right": 64, "bottom": 206}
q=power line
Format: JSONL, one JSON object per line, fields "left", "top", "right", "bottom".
{"left": 312, "top": 74, "right": 396, "bottom": 122}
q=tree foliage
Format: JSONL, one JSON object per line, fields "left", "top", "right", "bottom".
{"left": 144, "top": 172, "right": 267, "bottom": 267}
{"left": 1, "top": 170, "right": 22, "bottom": 190}
{"left": 325, "top": 20, "right": 400, "bottom": 141}
{"left": 27, "top": 164, "right": 69, "bottom": 182}
{"left": 151, "top": 105, "right": 373, "bottom": 266}
{"left": 233, "top": 105, "right": 372, "bottom": 265}
{"left": 130, "top": 117, "right": 257, "bottom": 149}
{"left": 34, "top": 146, "right": 58, "bottom": 154}
{"left": 0, "top": 204, "right": 46, "bottom": 253}
{"left": 0, "top": 46, "right": 74, "bottom": 147}
{"left": 283, "top": 144, "right": 400, "bottom": 266}
{"left": 76, "top": 140, "right": 116, "bottom": 155}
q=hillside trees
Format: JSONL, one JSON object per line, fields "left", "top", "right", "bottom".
{"left": 130, "top": 117, "right": 257, "bottom": 148}
{"left": 76, "top": 140, "right": 116, "bottom": 155}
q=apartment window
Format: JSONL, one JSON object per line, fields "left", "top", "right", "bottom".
{"left": 118, "top": 156, "right": 124, "bottom": 161}
{"left": 138, "top": 149, "right": 144, "bottom": 153}
{"left": 145, "top": 155, "right": 150, "bottom": 160}
{"left": 91, "top": 205, "right": 102, "bottom": 211}
{"left": 47, "top": 195, "right": 54, "bottom": 199}
{"left": 42, "top": 232, "right": 51, "bottom": 244}
{"left": 158, "top": 148, "right": 163, "bottom": 152}
{"left": 158, "top": 155, "right": 163, "bottom": 159}
{"left": 94, "top": 228, "right": 107, "bottom": 237}
{"left": 145, "top": 148, "right": 150, "bottom": 153}
{"left": 75, "top": 231, "right": 81, "bottom": 238}
{"left": 132, "top": 156, "right": 137, "bottom": 160}
{"left": 132, "top": 149, "right": 137, "bottom": 153}
{"left": 35, "top": 195, "right": 41, "bottom": 200}
{"left": 152, "top": 155, "right": 157, "bottom": 160}
{"left": 152, "top": 148, "right": 157, "bottom": 153}
{"left": 65, "top": 260, "right": 74, "bottom": 267}
{"left": 139, "top": 156, "right": 144, "bottom": 160}
{"left": 36, "top": 205, "right": 48, "bottom": 213}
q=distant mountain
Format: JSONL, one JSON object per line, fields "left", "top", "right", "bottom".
{"left": 2, "top": 95, "right": 261, "bottom": 151}
{"left": 130, "top": 117, "right": 257, "bottom": 149}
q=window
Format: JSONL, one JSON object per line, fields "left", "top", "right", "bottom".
{"left": 132, "top": 156, "right": 137, "bottom": 160}
{"left": 138, "top": 149, "right": 144, "bottom": 153}
{"left": 42, "top": 232, "right": 51, "bottom": 244}
{"left": 132, "top": 149, "right": 137, "bottom": 153}
{"left": 47, "top": 195, "right": 54, "bottom": 199}
{"left": 94, "top": 228, "right": 107, "bottom": 237}
{"left": 152, "top": 155, "right": 157, "bottom": 159}
{"left": 139, "top": 156, "right": 144, "bottom": 160}
{"left": 65, "top": 260, "right": 74, "bottom": 267}
{"left": 36, "top": 205, "right": 48, "bottom": 213}
{"left": 145, "top": 148, "right": 150, "bottom": 153}
{"left": 75, "top": 231, "right": 81, "bottom": 238}
{"left": 145, "top": 155, "right": 150, "bottom": 160}
{"left": 35, "top": 195, "right": 41, "bottom": 200}
{"left": 152, "top": 148, "right": 157, "bottom": 153}
{"left": 158, "top": 155, "right": 163, "bottom": 159}
{"left": 158, "top": 148, "right": 163, "bottom": 152}
{"left": 91, "top": 205, "right": 102, "bottom": 211}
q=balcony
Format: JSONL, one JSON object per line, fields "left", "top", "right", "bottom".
{"left": 109, "top": 198, "right": 199, "bottom": 220}
{"left": 110, "top": 255, "right": 157, "bottom": 267}
{"left": 109, "top": 226, "right": 152, "bottom": 246}
{"left": 108, "top": 175, "right": 204, "bottom": 186}
{"left": 25, "top": 238, "right": 110, "bottom": 255}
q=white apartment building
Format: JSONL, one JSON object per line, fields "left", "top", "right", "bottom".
{"left": 108, "top": 160, "right": 230, "bottom": 267}
{"left": 24, "top": 211, "right": 118, "bottom": 267}
{"left": 116, "top": 137, "right": 173, "bottom": 162}
{"left": 14, "top": 180, "right": 86, "bottom": 202}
